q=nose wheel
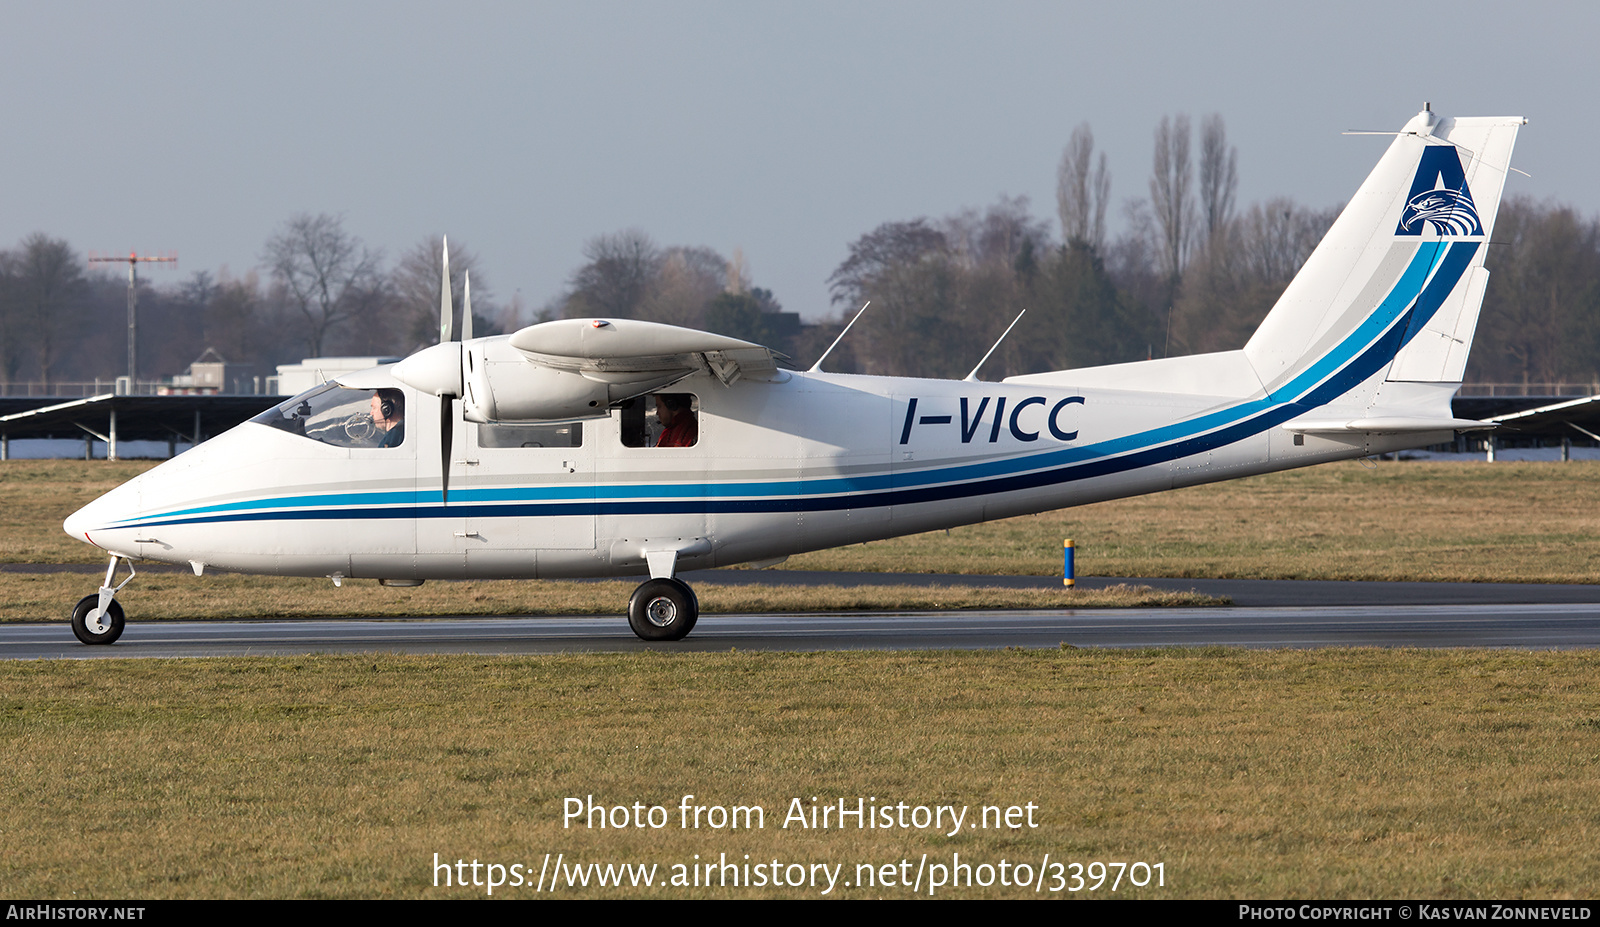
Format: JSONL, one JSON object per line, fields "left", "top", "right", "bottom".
{"left": 627, "top": 577, "right": 699, "bottom": 641}
{"left": 71, "top": 555, "right": 135, "bottom": 645}
{"left": 71, "top": 596, "right": 125, "bottom": 645}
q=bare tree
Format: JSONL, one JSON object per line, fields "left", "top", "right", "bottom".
{"left": 829, "top": 218, "right": 990, "bottom": 377}
{"left": 561, "top": 232, "right": 774, "bottom": 331}
{"left": 1234, "top": 198, "right": 1337, "bottom": 285}
{"left": 1199, "top": 114, "right": 1238, "bottom": 241}
{"left": 1474, "top": 197, "right": 1600, "bottom": 385}
{"left": 216, "top": 268, "right": 307, "bottom": 372}
{"left": 1169, "top": 197, "right": 1337, "bottom": 356}
{"left": 943, "top": 195, "right": 1052, "bottom": 271}
{"left": 726, "top": 246, "right": 750, "bottom": 294}
{"left": 563, "top": 229, "right": 660, "bottom": 319}
{"left": 1149, "top": 114, "right": 1194, "bottom": 280}
{"left": 1056, "top": 123, "right": 1110, "bottom": 250}
{"left": 264, "top": 214, "right": 385, "bottom": 357}
{"left": 0, "top": 247, "right": 17, "bottom": 384}
{"left": 827, "top": 219, "right": 947, "bottom": 308}
{"left": 9, "top": 234, "right": 88, "bottom": 385}
{"left": 641, "top": 246, "right": 725, "bottom": 327}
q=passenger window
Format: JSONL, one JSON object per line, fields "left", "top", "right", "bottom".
{"left": 619, "top": 393, "right": 698, "bottom": 448}
{"left": 477, "top": 422, "right": 582, "bottom": 448}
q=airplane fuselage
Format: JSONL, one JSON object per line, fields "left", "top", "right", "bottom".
{"left": 64, "top": 362, "right": 1432, "bottom": 582}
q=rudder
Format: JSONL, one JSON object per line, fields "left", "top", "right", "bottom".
{"left": 1243, "top": 107, "right": 1523, "bottom": 407}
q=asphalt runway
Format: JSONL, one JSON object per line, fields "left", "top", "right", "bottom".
{"left": 5, "top": 571, "right": 1599, "bottom": 658}
{"left": 677, "top": 569, "right": 1600, "bottom": 608}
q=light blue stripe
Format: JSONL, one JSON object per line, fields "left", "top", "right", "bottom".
{"left": 1266, "top": 241, "right": 1445, "bottom": 402}
{"left": 109, "top": 243, "right": 1460, "bottom": 528}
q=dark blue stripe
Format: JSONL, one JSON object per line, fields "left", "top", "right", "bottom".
{"left": 120, "top": 243, "right": 1480, "bottom": 531}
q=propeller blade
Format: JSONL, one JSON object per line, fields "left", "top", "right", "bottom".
{"left": 439, "top": 235, "right": 453, "bottom": 344}
{"left": 438, "top": 236, "right": 456, "bottom": 503}
{"left": 461, "top": 270, "right": 473, "bottom": 341}
{"left": 439, "top": 396, "right": 454, "bottom": 505}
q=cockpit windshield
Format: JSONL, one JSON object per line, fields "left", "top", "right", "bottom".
{"left": 251, "top": 382, "right": 407, "bottom": 449}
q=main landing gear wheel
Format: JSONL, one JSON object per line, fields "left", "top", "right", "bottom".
{"left": 628, "top": 578, "right": 699, "bottom": 642}
{"left": 71, "top": 595, "right": 125, "bottom": 646}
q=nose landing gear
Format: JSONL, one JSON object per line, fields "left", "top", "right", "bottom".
{"left": 72, "top": 555, "right": 134, "bottom": 645}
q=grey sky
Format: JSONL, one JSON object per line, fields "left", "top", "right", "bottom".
{"left": 1, "top": 1, "right": 1592, "bottom": 325}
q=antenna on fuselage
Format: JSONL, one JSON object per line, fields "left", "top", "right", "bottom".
{"left": 1344, "top": 104, "right": 1531, "bottom": 178}
{"left": 963, "top": 309, "right": 1027, "bottom": 382}
{"left": 808, "top": 301, "right": 870, "bottom": 373}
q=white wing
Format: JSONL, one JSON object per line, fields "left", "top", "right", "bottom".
{"left": 404, "top": 318, "right": 788, "bottom": 424}
{"left": 508, "top": 318, "right": 783, "bottom": 387}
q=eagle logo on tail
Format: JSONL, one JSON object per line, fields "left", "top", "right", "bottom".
{"left": 1399, "top": 188, "right": 1483, "bottom": 236}
{"left": 1395, "top": 145, "right": 1484, "bottom": 237}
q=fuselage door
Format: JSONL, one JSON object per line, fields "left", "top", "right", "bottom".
{"left": 463, "top": 419, "right": 597, "bottom": 577}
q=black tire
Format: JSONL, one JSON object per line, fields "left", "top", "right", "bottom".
{"left": 71, "top": 594, "right": 125, "bottom": 646}
{"left": 627, "top": 578, "right": 699, "bottom": 642}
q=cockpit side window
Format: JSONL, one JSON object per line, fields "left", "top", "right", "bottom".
{"left": 251, "top": 383, "right": 407, "bottom": 449}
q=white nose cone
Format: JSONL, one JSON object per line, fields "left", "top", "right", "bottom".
{"left": 63, "top": 477, "right": 143, "bottom": 551}
{"left": 392, "top": 341, "right": 463, "bottom": 397}
{"left": 62, "top": 506, "right": 93, "bottom": 546}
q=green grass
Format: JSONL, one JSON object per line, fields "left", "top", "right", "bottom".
{"left": 3, "top": 650, "right": 1596, "bottom": 899}
{"left": 6, "top": 460, "right": 1598, "bottom": 900}
{"left": 782, "top": 460, "right": 1600, "bottom": 583}
{"left": 12, "top": 458, "right": 1600, "bottom": 582}
{"left": 0, "top": 573, "right": 1215, "bottom": 623}
{"left": 0, "top": 460, "right": 155, "bottom": 563}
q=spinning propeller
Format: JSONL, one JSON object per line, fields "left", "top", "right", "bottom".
{"left": 391, "top": 237, "right": 472, "bottom": 504}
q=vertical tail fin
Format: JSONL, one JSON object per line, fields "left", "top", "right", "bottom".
{"left": 1243, "top": 107, "right": 1523, "bottom": 414}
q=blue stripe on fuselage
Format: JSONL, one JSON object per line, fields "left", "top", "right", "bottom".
{"left": 112, "top": 242, "right": 1476, "bottom": 530}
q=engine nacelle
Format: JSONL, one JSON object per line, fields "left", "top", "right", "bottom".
{"left": 461, "top": 352, "right": 611, "bottom": 423}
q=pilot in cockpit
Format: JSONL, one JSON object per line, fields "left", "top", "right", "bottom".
{"left": 370, "top": 388, "right": 406, "bottom": 448}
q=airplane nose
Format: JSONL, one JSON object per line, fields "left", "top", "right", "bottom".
{"left": 62, "top": 433, "right": 217, "bottom": 558}
{"left": 63, "top": 504, "right": 98, "bottom": 547}
{"left": 63, "top": 481, "right": 139, "bottom": 550}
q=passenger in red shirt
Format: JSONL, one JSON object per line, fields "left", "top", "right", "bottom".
{"left": 654, "top": 395, "right": 698, "bottom": 448}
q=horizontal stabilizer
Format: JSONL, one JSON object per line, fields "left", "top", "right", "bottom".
{"left": 1284, "top": 416, "right": 1495, "bottom": 434}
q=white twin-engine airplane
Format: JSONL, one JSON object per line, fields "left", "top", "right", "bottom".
{"left": 63, "top": 106, "right": 1522, "bottom": 644}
